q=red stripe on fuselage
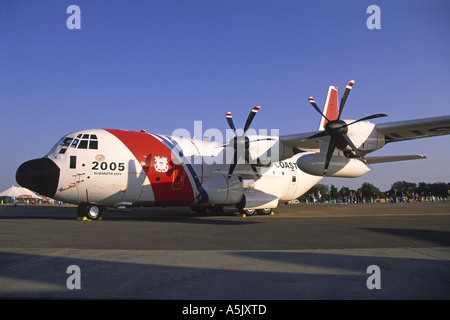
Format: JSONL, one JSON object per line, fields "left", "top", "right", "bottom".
{"left": 106, "top": 129, "right": 195, "bottom": 206}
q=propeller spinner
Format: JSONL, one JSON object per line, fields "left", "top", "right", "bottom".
{"left": 308, "top": 80, "right": 387, "bottom": 176}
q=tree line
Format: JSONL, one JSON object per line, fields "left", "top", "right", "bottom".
{"left": 299, "top": 181, "right": 450, "bottom": 204}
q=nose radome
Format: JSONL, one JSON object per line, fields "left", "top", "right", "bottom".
{"left": 16, "top": 157, "right": 60, "bottom": 198}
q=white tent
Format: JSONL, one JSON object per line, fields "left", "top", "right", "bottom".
{"left": 0, "top": 185, "right": 42, "bottom": 198}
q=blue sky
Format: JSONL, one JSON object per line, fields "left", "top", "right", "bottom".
{"left": 1, "top": 0, "right": 449, "bottom": 192}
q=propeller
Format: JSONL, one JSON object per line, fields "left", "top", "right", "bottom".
{"left": 225, "top": 106, "right": 266, "bottom": 178}
{"left": 307, "top": 80, "right": 387, "bottom": 176}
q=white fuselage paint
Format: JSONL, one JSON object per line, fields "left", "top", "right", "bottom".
{"left": 45, "top": 129, "right": 323, "bottom": 209}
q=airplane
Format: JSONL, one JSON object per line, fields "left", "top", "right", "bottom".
{"left": 16, "top": 80, "right": 450, "bottom": 220}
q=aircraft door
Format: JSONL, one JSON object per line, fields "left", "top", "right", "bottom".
{"left": 285, "top": 171, "right": 299, "bottom": 199}
{"left": 122, "top": 160, "right": 145, "bottom": 202}
{"left": 57, "top": 154, "right": 84, "bottom": 204}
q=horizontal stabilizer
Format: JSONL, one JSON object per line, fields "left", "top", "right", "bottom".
{"left": 365, "top": 154, "right": 427, "bottom": 164}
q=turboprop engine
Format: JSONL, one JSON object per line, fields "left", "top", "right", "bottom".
{"left": 201, "top": 175, "right": 243, "bottom": 204}
{"left": 297, "top": 153, "right": 370, "bottom": 178}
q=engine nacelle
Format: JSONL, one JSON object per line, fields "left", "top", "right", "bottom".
{"left": 246, "top": 135, "right": 294, "bottom": 166}
{"left": 202, "top": 175, "right": 243, "bottom": 204}
{"left": 241, "top": 179, "right": 279, "bottom": 209}
{"left": 297, "top": 153, "right": 370, "bottom": 178}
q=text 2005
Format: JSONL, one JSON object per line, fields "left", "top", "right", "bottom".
{"left": 91, "top": 161, "right": 125, "bottom": 171}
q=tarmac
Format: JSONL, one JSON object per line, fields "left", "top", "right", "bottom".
{"left": 0, "top": 202, "right": 449, "bottom": 300}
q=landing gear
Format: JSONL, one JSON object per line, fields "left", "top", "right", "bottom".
{"left": 190, "top": 205, "right": 208, "bottom": 215}
{"left": 239, "top": 207, "right": 273, "bottom": 216}
{"left": 239, "top": 208, "right": 256, "bottom": 216}
{"left": 256, "top": 208, "right": 273, "bottom": 215}
{"left": 192, "top": 205, "right": 274, "bottom": 216}
{"left": 77, "top": 203, "right": 102, "bottom": 220}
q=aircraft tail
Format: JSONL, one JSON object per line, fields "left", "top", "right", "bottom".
{"left": 318, "top": 86, "right": 339, "bottom": 131}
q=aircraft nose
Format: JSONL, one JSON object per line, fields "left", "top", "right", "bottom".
{"left": 16, "top": 157, "right": 60, "bottom": 198}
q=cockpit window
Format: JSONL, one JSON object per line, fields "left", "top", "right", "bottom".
{"left": 61, "top": 137, "right": 73, "bottom": 147}
{"left": 76, "top": 133, "right": 98, "bottom": 149}
{"left": 78, "top": 140, "right": 88, "bottom": 149}
{"left": 48, "top": 133, "right": 98, "bottom": 155}
{"left": 71, "top": 139, "right": 79, "bottom": 148}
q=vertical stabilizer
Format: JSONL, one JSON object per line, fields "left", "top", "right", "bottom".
{"left": 318, "top": 86, "right": 339, "bottom": 131}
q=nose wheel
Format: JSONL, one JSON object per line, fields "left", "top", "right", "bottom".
{"left": 77, "top": 203, "right": 102, "bottom": 220}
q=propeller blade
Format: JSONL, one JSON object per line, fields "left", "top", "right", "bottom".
{"left": 227, "top": 162, "right": 237, "bottom": 178}
{"left": 243, "top": 105, "right": 261, "bottom": 133}
{"left": 227, "top": 148, "right": 238, "bottom": 178}
{"left": 323, "top": 138, "right": 337, "bottom": 176}
{"left": 308, "top": 97, "right": 330, "bottom": 122}
{"left": 346, "top": 113, "right": 388, "bottom": 126}
{"left": 341, "top": 134, "right": 364, "bottom": 158}
{"left": 248, "top": 137, "right": 277, "bottom": 142}
{"left": 226, "top": 112, "right": 236, "bottom": 135}
{"left": 307, "top": 131, "right": 328, "bottom": 140}
{"left": 245, "top": 152, "right": 260, "bottom": 177}
{"left": 338, "top": 80, "right": 355, "bottom": 119}
{"left": 249, "top": 164, "right": 260, "bottom": 177}
{"left": 225, "top": 106, "right": 264, "bottom": 179}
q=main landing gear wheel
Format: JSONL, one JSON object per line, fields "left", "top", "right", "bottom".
{"left": 87, "top": 205, "right": 101, "bottom": 220}
{"left": 239, "top": 208, "right": 256, "bottom": 216}
{"left": 238, "top": 208, "right": 273, "bottom": 216}
{"left": 77, "top": 203, "right": 102, "bottom": 220}
{"left": 256, "top": 208, "right": 273, "bottom": 215}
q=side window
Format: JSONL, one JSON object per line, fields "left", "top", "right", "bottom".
{"left": 70, "top": 156, "right": 77, "bottom": 169}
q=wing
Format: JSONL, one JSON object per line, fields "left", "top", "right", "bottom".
{"left": 279, "top": 130, "right": 322, "bottom": 151}
{"left": 280, "top": 115, "right": 450, "bottom": 151}
{"left": 375, "top": 115, "right": 450, "bottom": 143}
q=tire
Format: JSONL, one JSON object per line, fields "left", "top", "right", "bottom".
{"left": 239, "top": 208, "right": 256, "bottom": 216}
{"left": 256, "top": 208, "right": 273, "bottom": 215}
{"left": 86, "top": 205, "right": 102, "bottom": 220}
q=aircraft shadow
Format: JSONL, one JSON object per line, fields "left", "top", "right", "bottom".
{"left": 361, "top": 228, "right": 450, "bottom": 247}
{"left": 0, "top": 249, "right": 448, "bottom": 300}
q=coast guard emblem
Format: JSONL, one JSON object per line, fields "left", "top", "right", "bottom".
{"left": 154, "top": 156, "right": 169, "bottom": 173}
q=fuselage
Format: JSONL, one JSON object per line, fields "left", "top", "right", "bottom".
{"left": 16, "top": 129, "right": 323, "bottom": 210}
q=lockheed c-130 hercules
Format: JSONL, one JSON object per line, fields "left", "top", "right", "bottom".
{"left": 16, "top": 80, "right": 450, "bottom": 219}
